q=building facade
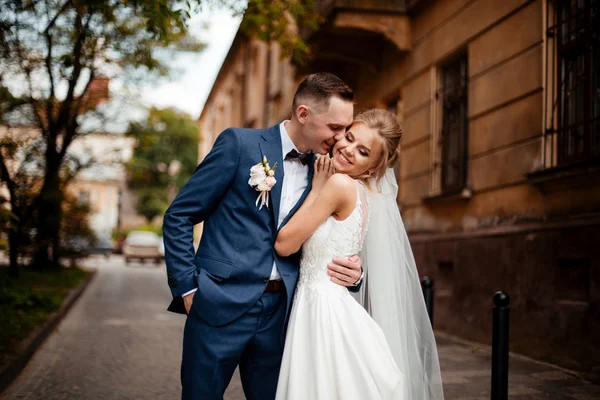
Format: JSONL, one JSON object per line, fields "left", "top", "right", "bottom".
{"left": 0, "top": 127, "right": 143, "bottom": 238}
{"left": 198, "top": 0, "right": 599, "bottom": 379}
{"left": 66, "top": 133, "right": 144, "bottom": 236}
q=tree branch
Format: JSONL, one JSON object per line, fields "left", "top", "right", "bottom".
{"left": 54, "top": 9, "right": 92, "bottom": 133}
{"left": 58, "top": 68, "right": 95, "bottom": 163}
{"left": 43, "top": 0, "right": 72, "bottom": 34}
{"left": 12, "top": 13, "right": 48, "bottom": 135}
{"left": 44, "top": 0, "right": 56, "bottom": 133}
{"left": 0, "top": 147, "right": 17, "bottom": 211}
{"left": 60, "top": 155, "right": 96, "bottom": 189}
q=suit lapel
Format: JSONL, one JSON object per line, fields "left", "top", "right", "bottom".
{"left": 278, "top": 160, "right": 314, "bottom": 232}
{"left": 259, "top": 124, "right": 284, "bottom": 224}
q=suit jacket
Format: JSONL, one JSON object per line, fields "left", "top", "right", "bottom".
{"left": 163, "top": 124, "right": 318, "bottom": 326}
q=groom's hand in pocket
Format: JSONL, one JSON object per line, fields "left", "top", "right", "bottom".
{"left": 183, "top": 292, "right": 195, "bottom": 314}
{"left": 327, "top": 255, "right": 362, "bottom": 287}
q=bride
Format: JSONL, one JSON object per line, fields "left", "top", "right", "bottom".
{"left": 274, "top": 109, "right": 444, "bottom": 399}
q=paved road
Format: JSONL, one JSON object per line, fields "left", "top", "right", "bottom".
{"left": 1, "top": 255, "right": 598, "bottom": 399}
{"left": 0, "top": 255, "right": 243, "bottom": 400}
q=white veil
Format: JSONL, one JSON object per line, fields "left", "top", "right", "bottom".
{"left": 355, "top": 168, "right": 444, "bottom": 399}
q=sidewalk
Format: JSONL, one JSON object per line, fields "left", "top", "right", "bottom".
{"left": 222, "top": 332, "right": 600, "bottom": 400}
{"left": 437, "top": 333, "right": 600, "bottom": 399}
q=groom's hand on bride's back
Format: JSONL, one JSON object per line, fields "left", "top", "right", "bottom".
{"left": 327, "top": 255, "right": 363, "bottom": 287}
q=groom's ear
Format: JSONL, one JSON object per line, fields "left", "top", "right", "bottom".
{"left": 296, "top": 105, "right": 309, "bottom": 123}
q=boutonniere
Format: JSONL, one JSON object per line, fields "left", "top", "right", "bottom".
{"left": 248, "top": 156, "right": 277, "bottom": 210}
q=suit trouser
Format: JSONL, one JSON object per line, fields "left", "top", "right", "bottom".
{"left": 181, "top": 290, "right": 286, "bottom": 400}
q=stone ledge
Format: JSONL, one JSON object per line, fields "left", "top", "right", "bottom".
{"left": 0, "top": 268, "right": 97, "bottom": 394}
{"left": 408, "top": 213, "right": 600, "bottom": 243}
{"left": 422, "top": 186, "right": 474, "bottom": 206}
{"left": 526, "top": 157, "right": 600, "bottom": 194}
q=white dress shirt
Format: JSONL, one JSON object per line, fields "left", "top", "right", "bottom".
{"left": 269, "top": 121, "right": 309, "bottom": 280}
{"left": 183, "top": 121, "right": 307, "bottom": 297}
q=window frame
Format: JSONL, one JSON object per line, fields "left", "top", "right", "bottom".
{"left": 545, "top": 0, "right": 599, "bottom": 167}
{"left": 438, "top": 51, "right": 469, "bottom": 194}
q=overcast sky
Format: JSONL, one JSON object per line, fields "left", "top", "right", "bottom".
{"left": 135, "top": 9, "right": 241, "bottom": 120}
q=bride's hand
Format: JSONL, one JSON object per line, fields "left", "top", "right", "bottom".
{"left": 312, "top": 154, "right": 334, "bottom": 193}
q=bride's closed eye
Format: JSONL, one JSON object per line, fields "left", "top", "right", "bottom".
{"left": 345, "top": 132, "right": 369, "bottom": 157}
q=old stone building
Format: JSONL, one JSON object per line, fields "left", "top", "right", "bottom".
{"left": 198, "top": 0, "right": 599, "bottom": 379}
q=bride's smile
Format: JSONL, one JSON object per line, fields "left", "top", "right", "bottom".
{"left": 332, "top": 122, "right": 380, "bottom": 177}
{"left": 336, "top": 150, "right": 352, "bottom": 165}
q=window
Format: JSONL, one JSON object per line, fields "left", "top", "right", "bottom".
{"left": 546, "top": 0, "right": 600, "bottom": 166}
{"left": 78, "top": 190, "right": 90, "bottom": 205}
{"left": 438, "top": 53, "right": 468, "bottom": 193}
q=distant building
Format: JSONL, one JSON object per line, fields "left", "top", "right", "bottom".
{"left": 0, "top": 127, "right": 145, "bottom": 237}
{"left": 66, "top": 132, "right": 145, "bottom": 236}
{"left": 198, "top": 0, "right": 600, "bottom": 379}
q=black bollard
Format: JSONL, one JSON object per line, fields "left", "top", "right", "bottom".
{"left": 491, "top": 291, "right": 510, "bottom": 400}
{"left": 421, "top": 277, "right": 434, "bottom": 326}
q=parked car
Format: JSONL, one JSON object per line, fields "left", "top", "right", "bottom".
{"left": 123, "top": 231, "right": 161, "bottom": 264}
{"left": 62, "top": 236, "right": 92, "bottom": 259}
{"left": 89, "top": 235, "right": 114, "bottom": 258}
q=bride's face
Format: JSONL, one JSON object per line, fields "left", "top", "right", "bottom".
{"left": 332, "top": 122, "right": 381, "bottom": 177}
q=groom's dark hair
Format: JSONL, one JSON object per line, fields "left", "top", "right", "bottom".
{"left": 292, "top": 72, "right": 354, "bottom": 115}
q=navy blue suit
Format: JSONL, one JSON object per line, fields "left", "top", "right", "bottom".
{"left": 163, "top": 124, "right": 314, "bottom": 399}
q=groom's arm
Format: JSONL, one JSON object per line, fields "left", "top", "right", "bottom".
{"left": 163, "top": 128, "right": 240, "bottom": 299}
{"left": 328, "top": 255, "right": 363, "bottom": 293}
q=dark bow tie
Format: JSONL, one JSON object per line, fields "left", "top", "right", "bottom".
{"left": 285, "top": 149, "right": 313, "bottom": 166}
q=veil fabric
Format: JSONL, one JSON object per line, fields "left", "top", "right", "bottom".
{"left": 355, "top": 168, "right": 444, "bottom": 399}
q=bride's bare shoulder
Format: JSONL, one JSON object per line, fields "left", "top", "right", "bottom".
{"left": 324, "top": 174, "right": 356, "bottom": 218}
{"left": 325, "top": 173, "right": 357, "bottom": 204}
{"left": 325, "top": 173, "right": 355, "bottom": 191}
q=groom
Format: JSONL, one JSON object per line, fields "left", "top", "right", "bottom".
{"left": 163, "top": 72, "right": 362, "bottom": 400}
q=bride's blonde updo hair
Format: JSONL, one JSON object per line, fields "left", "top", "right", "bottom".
{"left": 353, "top": 108, "right": 402, "bottom": 186}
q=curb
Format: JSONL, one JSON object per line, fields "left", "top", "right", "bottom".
{"left": 434, "top": 330, "right": 596, "bottom": 384}
{"left": 0, "top": 268, "right": 97, "bottom": 394}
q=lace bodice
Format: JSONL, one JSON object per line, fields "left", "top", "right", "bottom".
{"left": 296, "top": 180, "right": 370, "bottom": 299}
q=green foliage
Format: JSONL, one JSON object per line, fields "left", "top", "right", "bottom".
{"left": 241, "top": 0, "right": 321, "bottom": 64}
{"left": 0, "top": 206, "right": 18, "bottom": 231}
{"left": 112, "top": 223, "right": 163, "bottom": 242}
{"left": 136, "top": 223, "right": 164, "bottom": 236}
{"left": 0, "top": 266, "right": 90, "bottom": 358}
{"left": 134, "top": 188, "right": 170, "bottom": 223}
{"left": 0, "top": 288, "right": 62, "bottom": 312}
{"left": 60, "top": 193, "right": 97, "bottom": 261}
{"left": 0, "top": 0, "right": 205, "bottom": 267}
{"left": 134, "top": 0, "right": 319, "bottom": 63}
{"left": 126, "top": 107, "right": 200, "bottom": 223}
{"left": 0, "top": 0, "right": 318, "bottom": 267}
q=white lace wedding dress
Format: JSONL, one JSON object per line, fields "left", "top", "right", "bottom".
{"left": 276, "top": 180, "right": 404, "bottom": 400}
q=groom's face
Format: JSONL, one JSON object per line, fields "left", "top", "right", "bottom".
{"left": 304, "top": 96, "right": 353, "bottom": 155}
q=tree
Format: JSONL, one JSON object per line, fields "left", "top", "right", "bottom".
{"left": 60, "top": 191, "right": 96, "bottom": 266}
{"left": 126, "top": 107, "right": 199, "bottom": 224}
{"left": 0, "top": 0, "right": 318, "bottom": 270}
{"left": 0, "top": 127, "right": 45, "bottom": 276}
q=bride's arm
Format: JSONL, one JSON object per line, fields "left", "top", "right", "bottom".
{"left": 275, "top": 173, "right": 356, "bottom": 257}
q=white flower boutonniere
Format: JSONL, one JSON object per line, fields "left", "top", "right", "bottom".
{"left": 248, "top": 156, "right": 277, "bottom": 210}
